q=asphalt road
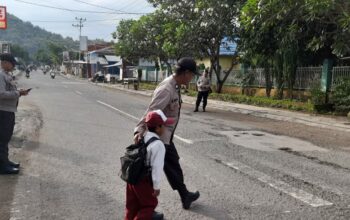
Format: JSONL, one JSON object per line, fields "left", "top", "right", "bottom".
{"left": 2, "top": 71, "right": 350, "bottom": 220}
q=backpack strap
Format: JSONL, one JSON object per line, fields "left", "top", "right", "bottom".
{"left": 142, "top": 136, "right": 160, "bottom": 169}
{"left": 144, "top": 136, "right": 159, "bottom": 147}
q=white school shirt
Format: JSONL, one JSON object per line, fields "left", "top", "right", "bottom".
{"left": 144, "top": 131, "right": 166, "bottom": 190}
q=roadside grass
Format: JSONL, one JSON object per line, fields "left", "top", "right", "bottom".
{"left": 139, "top": 82, "right": 314, "bottom": 112}
{"left": 139, "top": 82, "right": 158, "bottom": 90}
{"left": 188, "top": 91, "right": 314, "bottom": 112}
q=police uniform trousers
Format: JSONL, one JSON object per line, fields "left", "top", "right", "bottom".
{"left": 0, "top": 110, "right": 15, "bottom": 167}
{"left": 164, "top": 141, "right": 188, "bottom": 197}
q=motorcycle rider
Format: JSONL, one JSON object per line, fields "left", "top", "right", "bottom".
{"left": 50, "top": 70, "right": 56, "bottom": 79}
{"left": 25, "top": 68, "right": 30, "bottom": 78}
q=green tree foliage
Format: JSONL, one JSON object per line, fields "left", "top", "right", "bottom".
{"left": 11, "top": 44, "right": 30, "bottom": 62}
{"left": 113, "top": 10, "right": 196, "bottom": 72}
{"left": 114, "top": 0, "right": 242, "bottom": 92}
{"left": 47, "top": 42, "right": 64, "bottom": 65}
{"left": 35, "top": 48, "right": 52, "bottom": 65}
{"left": 332, "top": 79, "right": 350, "bottom": 114}
{"left": 239, "top": 0, "right": 350, "bottom": 99}
{"left": 240, "top": 0, "right": 350, "bottom": 61}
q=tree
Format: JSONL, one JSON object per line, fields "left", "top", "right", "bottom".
{"left": 11, "top": 44, "right": 30, "bottom": 62}
{"left": 113, "top": 10, "right": 197, "bottom": 73}
{"left": 47, "top": 42, "right": 64, "bottom": 66}
{"left": 34, "top": 43, "right": 64, "bottom": 66}
{"left": 148, "top": 0, "right": 243, "bottom": 93}
{"left": 34, "top": 48, "right": 51, "bottom": 65}
{"left": 239, "top": 0, "right": 350, "bottom": 98}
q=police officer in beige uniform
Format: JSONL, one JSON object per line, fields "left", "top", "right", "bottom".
{"left": 0, "top": 54, "right": 29, "bottom": 174}
{"left": 194, "top": 69, "right": 211, "bottom": 112}
{"left": 134, "top": 57, "right": 200, "bottom": 210}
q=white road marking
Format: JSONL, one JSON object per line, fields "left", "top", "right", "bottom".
{"left": 212, "top": 156, "right": 333, "bottom": 207}
{"left": 97, "top": 100, "right": 139, "bottom": 120}
{"left": 97, "top": 100, "right": 193, "bottom": 144}
{"left": 75, "top": 91, "right": 82, "bottom": 95}
{"left": 174, "top": 135, "right": 194, "bottom": 144}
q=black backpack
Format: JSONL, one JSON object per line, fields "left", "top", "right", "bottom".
{"left": 119, "top": 137, "right": 159, "bottom": 185}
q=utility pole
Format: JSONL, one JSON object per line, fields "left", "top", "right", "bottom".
{"left": 72, "top": 17, "right": 86, "bottom": 39}
{"left": 72, "top": 17, "right": 86, "bottom": 60}
{"left": 72, "top": 17, "right": 86, "bottom": 61}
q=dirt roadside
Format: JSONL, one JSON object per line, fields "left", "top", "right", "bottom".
{"left": 0, "top": 101, "right": 42, "bottom": 220}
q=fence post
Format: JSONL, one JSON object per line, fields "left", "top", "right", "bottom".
{"left": 240, "top": 63, "right": 249, "bottom": 94}
{"left": 240, "top": 63, "right": 248, "bottom": 75}
{"left": 321, "top": 59, "right": 334, "bottom": 103}
{"left": 155, "top": 69, "right": 158, "bottom": 82}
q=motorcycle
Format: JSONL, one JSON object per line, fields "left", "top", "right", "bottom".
{"left": 50, "top": 71, "right": 56, "bottom": 79}
{"left": 25, "top": 70, "right": 30, "bottom": 78}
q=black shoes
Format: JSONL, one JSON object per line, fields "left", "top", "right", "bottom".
{"left": 8, "top": 160, "right": 20, "bottom": 168}
{"left": 0, "top": 165, "right": 19, "bottom": 175}
{"left": 194, "top": 108, "right": 206, "bottom": 112}
{"left": 152, "top": 211, "right": 164, "bottom": 220}
{"left": 182, "top": 191, "right": 200, "bottom": 210}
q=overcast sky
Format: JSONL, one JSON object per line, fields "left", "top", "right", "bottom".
{"left": 3, "top": 0, "right": 154, "bottom": 41}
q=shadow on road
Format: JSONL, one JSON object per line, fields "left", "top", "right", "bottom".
{"left": 189, "top": 203, "right": 236, "bottom": 220}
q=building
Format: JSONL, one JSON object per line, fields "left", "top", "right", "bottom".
{"left": 196, "top": 37, "right": 239, "bottom": 72}
{"left": 0, "top": 41, "right": 11, "bottom": 53}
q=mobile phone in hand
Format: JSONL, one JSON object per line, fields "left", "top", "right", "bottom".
{"left": 26, "top": 88, "right": 32, "bottom": 92}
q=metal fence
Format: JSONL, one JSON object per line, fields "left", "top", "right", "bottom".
{"left": 210, "top": 67, "right": 322, "bottom": 90}
{"left": 141, "top": 70, "right": 169, "bottom": 82}
{"left": 294, "top": 67, "right": 322, "bottom": 89}
{"left": 140, "top": 65, "right": 350, "bottom": 91}
{"left": 209, "top": 69, "right": 242, "bottom": 85}
{"left": 248, "top": 68, "right": 266, "bottom": 87}
{"left": 332, "top": 66, "right": 350, "bottom": 88}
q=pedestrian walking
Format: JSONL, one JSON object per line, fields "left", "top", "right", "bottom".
{"left": 134, "top": 57, "right": 200, "bottom": 210}
{"left": 125, "top": 110, "right": 173, "bottom": 220}
{"left": 194, "top": 69, "right": 211, "bottom": 112}
{"left": 0, "top": 53, "right": 30, "bottom": 175}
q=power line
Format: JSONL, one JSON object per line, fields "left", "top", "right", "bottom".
{"left": 118, "top": 0, "right": 141, "bottom": 12}
{"left": 71, "top": 0, "right": 130, "bottom": 14}
{"left": 13, "top": 0, "right": 147, "bottom": 15}
{"left": 30, "top": 19, "right": 121, "bottom": 23}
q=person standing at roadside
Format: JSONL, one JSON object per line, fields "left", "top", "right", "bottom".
{"left": 194, "top": 69, "right": 211, "bottom": 112}
{"left": 134, "top": 57, "right": 200, "bottom": 210}
{"left": 0, "top": 53, "right": 29, "bottom": 175}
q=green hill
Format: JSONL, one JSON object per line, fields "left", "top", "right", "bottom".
{"left": 0, "top": 13, "right": 78, "bottom": 59}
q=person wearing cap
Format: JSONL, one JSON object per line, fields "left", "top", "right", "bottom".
{"left": 125, "top": 110, "right": 173, "bottom": 220}
{"left": 134, "top": 57, "right": 200, "bottom": 210}
{"left": 194, "top": 68, "right": 211, "bottom": 112}
{"left": 0, "top": 53, "right": 29, "bottom": 175}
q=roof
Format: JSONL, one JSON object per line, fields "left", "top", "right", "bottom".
{"left": 104, "top": 55, "right": 121, "bottom": 62}
{"left": 220, "top": 37, "right": 237, "bottom": 56}
{"left": 71, "top": 60, "right": 87, "bottom": 64}
{"left": 88, "top": 46, "right": 115, "bottom": 55}
{"left": 98, "top": 57, "right": 108, "bottom": 65}
{"left": 103, "top": 61, "right": 122, "bottom": 68}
